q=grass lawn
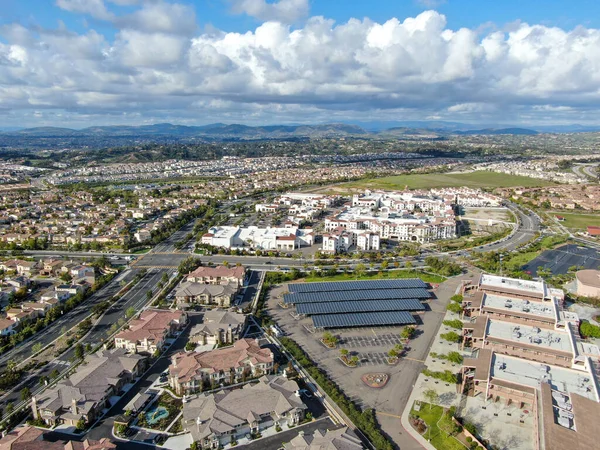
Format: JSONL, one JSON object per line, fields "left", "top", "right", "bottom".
{"left": 553, "top": 212, "right": 600, "bottom": 230}
{"left": 131, "top": 248, "right": 151, "bottom": 254}
{"left": 411, "top": 403, "right": 465, "bottom": 450}
{"left": 303, "top": 269, "right": 445, "bottom": 284}
{"left": 333, "top": 171, "right": 554, "bottom": 191}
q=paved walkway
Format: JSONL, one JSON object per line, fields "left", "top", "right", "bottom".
{"left": 378, "top": 271, "right": 476, "bottom": 450}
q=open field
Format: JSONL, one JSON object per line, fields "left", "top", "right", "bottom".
{"left": 302, "top": 269, "right": 446, "bottom": 284}
{"left": 552, "top": 212, "right": 600, "bottom": 230}
{"left": 313, "top": 171, "right": 555, "bottom": 193}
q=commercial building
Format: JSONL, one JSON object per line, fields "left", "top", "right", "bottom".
{"left": 460, "top": 274, "right": 600, "bottom": 450}
{"left": 33, "top": 349, "right": 146, "bottom": 427}
{"left": 189, "top": 310, "right": 247, "bottom": 346}
{"left": 201, "top": 226, "right": 314, "bottom": 250}
{"left": 574, "top": 269, "right": 600, "bottom": 298}
{"left": 182, "top": 375, "right": 307, "bottom": 449}
{"left": 114, "top": 309, "right": 187, "bottom": 354}
{"left": 168, "top": 338, "right": 273, "bottom": 395}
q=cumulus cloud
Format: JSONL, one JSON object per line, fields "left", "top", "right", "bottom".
{"left": 230, "top": 0, "right": 310, "bottom": 24}
{"left": 116, "top": 2, "right": 198, "bottom": 35}
{"left": 55, "top": 0, "right": 114, "bottom": 20}
{"left": 3, "top": 6, "right": 600, "bottom": 126}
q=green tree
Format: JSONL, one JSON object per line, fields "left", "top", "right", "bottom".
{"left": 31, "top": 342, "right": 43, "bottom": 355}
{"left": 354, "top": 263, "right": 366, "bottom": 279}
{"left": 447, "top": 302, "right": 463, "bottom": 314}
{"left": 146, "top": 290, "right": 153, "bottom": 300}
{"left": 162, "top": 272, "right": 169, "bottom": 284}
{"left": 74, "top": 343, "right": 85, "bottom": 360}
{"left": 441, "top": 331, "right": 462, "bottom": 343}
{"left": 340, "top": 348, "right": 349, "bottom": 358}
{"left": 50, "top": 368, "right": 60, "bottom": 379}
{"left": 20, "top": 387, "right": 31, "bottom": 401}
{"left": 125, "top": 307, "right": 136, "bottom": 318}
{"left": 424, "top": 388, "right": 439, "bottom": 410}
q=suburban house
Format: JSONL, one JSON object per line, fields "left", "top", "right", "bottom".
{"left": 168, "top": 338, "right": 273, "bottom": 395}
{"left": 114, "top": 309, "right": 187, "bottom": 354}
{"left": 283, "top": 427, "right": 364, "bottom": 450}
{"left": 55, "top": 283, "right": 86, "bottom": 298}
{"left": 32, "top": 349, "right": 146, "bottom": 427}
{"left": 182, "top": 375, "right": 307, "bottom": 449}
{"left": 189, "top": 310, "right": 247, "bottom": 346}
{"left": 175, "top": 282, "right": 237, "bottom": 308}
{"left": 0, "top": 318, "right": 16, "bottom": 336}
{"left": 0, "top": 259, "right": 39, "bottom": 277}
{"left": 0, "top": 425, "right": 116, "bottom": 450}
{"left": 40, "top": 259, "right": 64, "bottom": 277}
{"left": 186, "top": 265, "right": 246, "bottom": 288}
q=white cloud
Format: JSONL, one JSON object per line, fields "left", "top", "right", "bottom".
{"left": 116, "top": 2, "right": 197, "bottom": 35}
{"left": 230, "top": 0, "right": 310, "bottom": 24}
{"left": 55, "top": 0, "right": 114, "bottom": 20}
{"left": 3, "top": 7, "right": 600, "bottom": 126}
{"left": 416, "top": 0, "right": 447, "bottom": 8}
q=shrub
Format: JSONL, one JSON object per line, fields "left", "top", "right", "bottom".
{"left": 447, "top": 302, "right": 463, "bottom": 314}
{"left": 422, "top": 369, "right": 458, "bottom": 384}
{"left": 440, "top": 331, "right": 462, "bottom": 343}
{"left": 450, "top": 294, "right": 464, "bottom": 303}
{"left": 580, "top": 321, "right": 600, "bottom": 339}
{"left": 443, "top": 319, "right": 463, "bottom": 329}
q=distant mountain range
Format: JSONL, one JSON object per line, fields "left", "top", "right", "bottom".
{"left": 4, "top": 121, "right": 600, "bottom": 140}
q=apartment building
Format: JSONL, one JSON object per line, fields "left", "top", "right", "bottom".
{"left": 283, "top": 427, "right": 364, "bottom": 450}
{"left": 186, "top": 265, "right": 246, "bottom": 288}
{"left": 0, "top": 425, "right": 116, "bottom": 450}
{"left": 33, "top": 349, "right": 146, "bottom": 427}
{"left": 189, "top": 310, "right": 247, "bottom": 346}
{"left": 175, "top": 282, "right": 237, "bottom": 308}
{"left": 114, "top": 309, "right": 187, "bottom": 354}
{"left": 168, "top": 338, "right": 273, "bottom": 395}
{"left": 182, "top": 375, "right": 306, "bottom": 449}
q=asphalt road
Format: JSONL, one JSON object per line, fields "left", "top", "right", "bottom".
{"left": 0, "top": 269, "right": 173, "bottom": 414}
{"left": 473, "top": 201, "right": 540, "bottom": 253}
{"left": 0, "top": 270, "right": 136, "bottom": 371}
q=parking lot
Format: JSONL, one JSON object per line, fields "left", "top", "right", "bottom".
{"left": 523, "top": 243, "right": 600, "bottom": 275}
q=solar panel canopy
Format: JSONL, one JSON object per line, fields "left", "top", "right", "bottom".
{"left": 284, "top": 288, "right": 430, "bottom": 304}
{"left": 296, "top": 299, "right": 424, "bottom": 315}
{"left": 288, "top": 278, "right": 426, "bottom": 293}
{"left": 312, "top": 311, "right": 416, "bottom": 329}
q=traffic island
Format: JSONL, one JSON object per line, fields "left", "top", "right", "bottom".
{"left": 361, "top": 373, "right": 389, "bottom": 388}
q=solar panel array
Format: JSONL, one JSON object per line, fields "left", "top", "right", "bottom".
{"left": 288, "top": 278, "right": 427, "bottom": 293}
{"left": 312, "top": 311, "right": 416, "bottom": 329}
{"left": 285, "top": 278, "right": 429, "bottom": 329}
{"left": 284, "top": 288, "right": 430, "bottom": 304}
{"left": 296, "top": 299, "right": 425, "bottom": 315}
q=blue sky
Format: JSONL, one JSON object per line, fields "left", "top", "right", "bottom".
{"left": 1, "top": 0, "right": 600, "bottom": 127}
{"left": 3, "top": 0, "right": 599, "bottom": 33}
